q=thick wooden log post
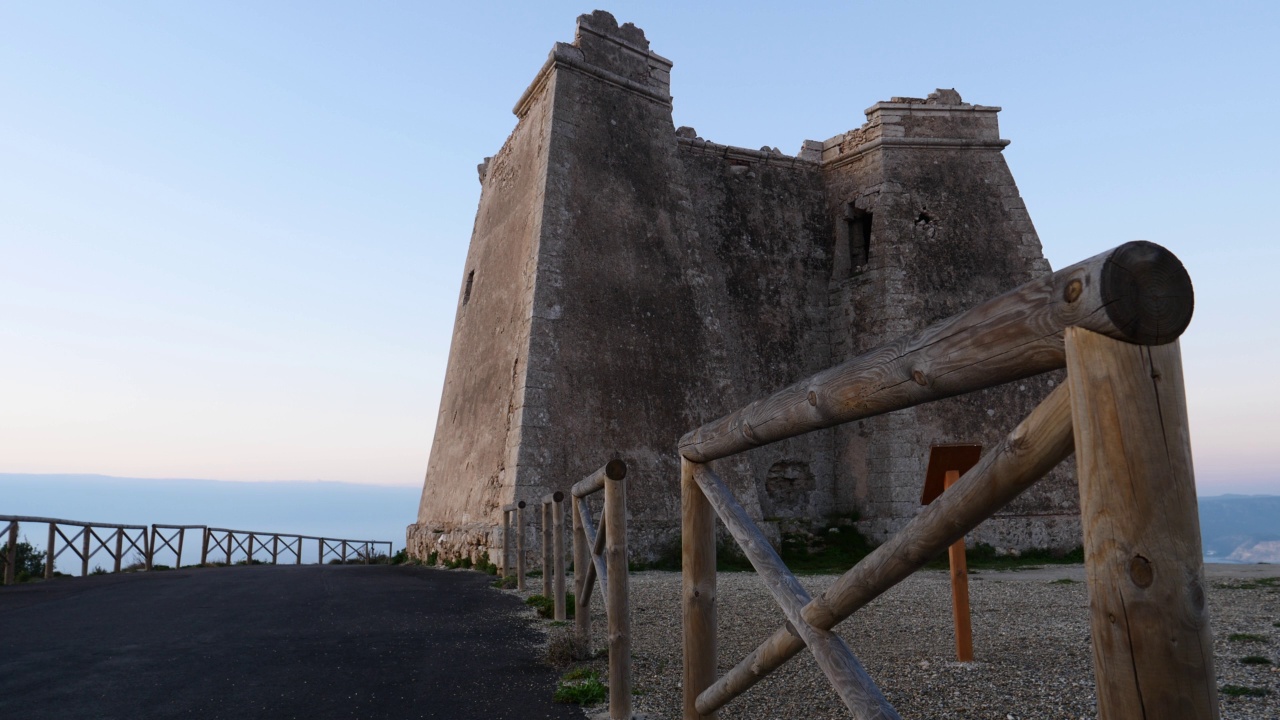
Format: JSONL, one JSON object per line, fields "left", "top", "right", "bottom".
{"left": 225, "top": 533, "right": 233, "bottom": 566}
{"left": 296, "top": 537, "right": 302, "bottom": 565}
{"left": 341, "top": 540, "right": 348, "bottom": 563}
{"left": 318, "top": 538, "right": 324, "bottom": 565}
{"left": 113, "top": 529, "right": 124, "bottom": 572}
{"left": 682, "top": 457, "right": 717, "bottom": 720}
{"left": 502, "top": 505, "right": 513, "bottom": 577}
{"left": 680, "top": 241, "right": 1192, "bottom": 463}
{"left": 4, "top": 521, "right": 17, "bottom": 585}
{"left": 552, "top": 492, "right": 566, "bottom": 621}
{"left": 944, "top": 470, "right": 974, "bottom": 662}
{"left": 201, "top": 528, "right": 209, "bottom": 565}
{"left": 572, "top": 498, "right": 591, "bottom": 656}
{"left": 81, "top": 527, "right": 90, "bottom": 576}
{"left": 147, "top": 525, "right": 156, "bottom": 571}
{"left": 1065, "top": 328, "right": 1218, "bottom": 719}
{"left": 272, "top": 535, "right": 279, "bottom": 564}
{"left": 45, "top": 523, "right": 56, "bottom": 579}
{"left": 247, "top": 534, "right": 255, "bottom": 564}
{"left": 176, "top": 528, "right": 186, "bottom": 569}
{"left": 698, "top": 384, "right": 1074, "bottom": 714}
{"left": 541, "top": 498, "right": 552, "bottom": 597}
{"left": 604, "top": 468, "right": 631, "bottom": 719}
{"left": 515, "top": 501, "right": 526, "bottom": 591}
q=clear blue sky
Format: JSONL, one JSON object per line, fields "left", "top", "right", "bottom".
{"left": 2, "top": 2, "right": 1277, "bottom": 493}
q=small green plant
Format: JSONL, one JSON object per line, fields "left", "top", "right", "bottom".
{"left": 1221, "top": 684, "right": 1270, "bottom": 698}
{"left": 426, "top": 551, "right": 439, "bottom": 566}
{"left": 90, "top": 565, "right": 107, "bottom": 576}
{"left": 526, "top": 568, "right": 543, "bottom": 578}
{"left": 474, "top": 555, "right": 499, "bottom": 575}
{"left": 2, "top": 538, "right": 48, "bottom": 581}
{"left": 1050, "top": 578, "right": 1079, "bottom": 584}
{"left": 1228, "top": 633, "right": 1268, "bottom": 643}
{"left": 391, "top": 548, "right": 409, "bottom": 564}
{"left": 553, "top": 668, "right": 607, "bottom": 705}
{"left": 779, "top": 516, "right": 875, "bottom": 574}
{"left": 524, "top": 592, "right": 576, "bottom": 619}
{"left": 492, "top": 575, "right": 518, "bottom": 589}
{"left": 1239, "top": 655, "right": 1272, "bottom": 665}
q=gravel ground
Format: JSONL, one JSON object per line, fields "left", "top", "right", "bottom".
{"left": 525, "top": 564, "right": 1280, "bottom": 719}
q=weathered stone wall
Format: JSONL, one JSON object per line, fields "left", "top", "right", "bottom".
{"left": 409, "top": 12, "right": 1081, "bottom": 566}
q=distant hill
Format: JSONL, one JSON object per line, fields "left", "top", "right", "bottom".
{"left": 0, "top": 474, "right": 420, "bottom": 551}
{"left": 1199, "top": 495, "right": 1280, "bottom": 563}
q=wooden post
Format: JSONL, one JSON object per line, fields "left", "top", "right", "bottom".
{"left": 502, "top": 508, "right": 512, "bottom": 577}
{"left": 605, "top": 467, "right": 631, "bottom": 719}
{"left": 516, "top": 501, "right": 526, "bottom": 591}
{"left": 247, "top": 533, "right": 255, "bottom": 564}
{"left": 146, "top": 525, "right": 156, "bottom": 571}
{"left": 682, "top": 457, "right": 717, "bottom": 720}
{"left": 176, "top": 528, "right": 185, "bottom": 568}
{"left": 944, "top": 470, "right": 974, "bottom": 662}
{"left": 541, "top": 499, "right": 552, "bottom": 597}
{"left": 45, "top": 522, "right": 56, "bottom": 579}
{"left": 341, "top": 540, "right": 348, "bottom": 564}
{"left": 81, "top": 526, "right": 90, "bottom": 576}
{"left": 201, "top": 528, "right": 209, "bottom": 565}
{"left": 113, "top": 528, "right": 123, "bottom": 572}
{"left": 295, "top": 537, "right": 302, "bottom": 565}
{"left": 1065, "top": 328, "right": 1218, "bottom": 719}
{"left": 271, "top": 535, "right": 279, "bottom": 564}
{"left": 4, "top": 521, "right": 17, "bottom": 585}
{"left": 553, "top": 493, "right": 566, "bottom": 621}
{"left": 225, "top": 532, "right": 233, "bottom": 566}
{"left": 572, "top": 498, "right": 591, "bottom": 655}
{"left": 319, "top": 538, "right": 324, "bottom": 564}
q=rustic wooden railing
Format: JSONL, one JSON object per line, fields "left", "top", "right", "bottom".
{"left": 571, "top": 459, "right": 632, "bottom": 720}
{"left": 202, "top": 527, "right": 391, "bottom": 566}
{"left": 502, "top": 500, "right": 527, "bottom": 590}
{"left": 1, "top": 515, "right": 148, "bottom": 582}
{"left": 0, "top": 515, "right": 393, "bottom": 585}
{"left": 539, "top": 491, "right": 567, "bottom": 619}
{"left": 679, "top": 241, "right": 1215, "bottom": 720}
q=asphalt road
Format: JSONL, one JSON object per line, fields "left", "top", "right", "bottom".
{"left": 0, "top": 564, "right": 584, "bottom": 720}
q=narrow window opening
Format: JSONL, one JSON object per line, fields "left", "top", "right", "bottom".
{"left": 847, "top": 209, "right": 872, "bottom": 271}
{"left": 463, "top": 270, "right": 475, "bottom": 306}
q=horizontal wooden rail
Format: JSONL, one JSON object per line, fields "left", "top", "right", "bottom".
{"left": 679, "top": 241, "right": 1192, "bottom": 463}
{"left": 0, "top": 515, "right": 147, "bottom": 530}
{"left": 571, "top": 458, "right": 627, "bottom": 498}
{"left": 695, "top": 382, "right": 1075, "bottom": 714}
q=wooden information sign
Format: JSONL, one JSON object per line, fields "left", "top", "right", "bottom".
{"left": 924, "top": 443, "right": 983, "bottom": 662}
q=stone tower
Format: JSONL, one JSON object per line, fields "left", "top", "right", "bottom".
{"left": 408, "top": 11, "right": 1079, "bottom": 564}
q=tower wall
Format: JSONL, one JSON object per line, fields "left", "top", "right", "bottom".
{"left": 409, "top": 13, "right": 1081, "bottom": 564}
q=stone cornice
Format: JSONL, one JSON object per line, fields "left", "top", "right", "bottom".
{"left": 514, "top": 43, "right": 672, "bottom": 119}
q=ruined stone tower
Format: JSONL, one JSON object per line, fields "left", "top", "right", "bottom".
{"left": 408, "top": 11, "right": 1079, "bottom": 563}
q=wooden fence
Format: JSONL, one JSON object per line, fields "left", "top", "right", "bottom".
{"left": 501, "top": 500, "right": 527, "bottom": 590}
{"left": 0, "top": 515, "right": 392, "bottom": 584}
{"left": 540, "top": 491, "right": 567, "bottom": 619}
{"left": 570, "top": 459, "right": 632, "bottom": 720}
{"left": 678, "top": 241, "right": 1216, "bottom": 719}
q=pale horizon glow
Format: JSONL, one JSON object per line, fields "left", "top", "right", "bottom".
{"left": 2, "top": 2, "right": 1277, "bottom": 496}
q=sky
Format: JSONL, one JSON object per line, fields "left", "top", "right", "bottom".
{"left": 1, "top": 1, "right": 1278, "bottom": 496}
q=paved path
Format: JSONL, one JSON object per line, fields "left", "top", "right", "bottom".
{"left": 0, "top": 565, "right": 583, "bottom": 720}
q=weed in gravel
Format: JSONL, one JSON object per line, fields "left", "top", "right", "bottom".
{"left": 554, "top": 668, "right": 607, "bottom": 704}
{"left": 1216, "top": 577, "right": 1279, "bottom": 590}
{"left": 1050, "top": 578, "right": 1079, "bottom": 584}
{"left": 1221, "top": 684, "right": 1270, "bottom": 697}
{"left": 492, "top": 575, "right": 518, "bottom": 589}
{"left": 1228, "top": 633, "right": 1268, "bottom": 643}
{"left": 1239, "top": 655, "right": 1272, "bottom": 665}
{"left": 525, "top": 592, "right": 575, "bottom": 619}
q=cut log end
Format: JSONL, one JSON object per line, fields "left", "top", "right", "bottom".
{"left": 605, "top": 458, "right": 627, "bottom": 480}
{"left": 1101, "top": 240, "right": 1194, "bottom": 345}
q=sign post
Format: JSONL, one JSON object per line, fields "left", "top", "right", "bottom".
{"left": 923, "top": 444, "right": 983, "bottom": 662}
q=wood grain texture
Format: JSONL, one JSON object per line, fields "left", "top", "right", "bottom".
{"left": 681, "top": 457, "right": 717, "bottom": 720}
{"left": 604, "top": 475, "right": 632, "bottom": 719}
{"left": 502, "top": 509, "right": 512, "bottom": 577}
{"left": 45, "top": 523, "right": 55, "bottom": 579}
{"left": 578, "top": 499, "right": 608, "bottom": 604}
{"left": 944, "top": 470, "right": 973, "bottom": 662}
{"left": 553, "top": 496, "right": 566, "bottom": 621}
{"left": 542, "top": 501, "right": 552, "bottom": 597}
{"left": 698, "top": 383, "right": 1075, "bottom": 714}
{"left": 680, "top": 241, "right": 1192, "bottom": 463}
{"left": 693, "top": 465, "right": 900, "bottom": 720}
{"left": 572, "top": 498, "right": 592, "bottom": 656}
{"left": 1065, "top": 328, "right": 1218, "bottom": 720}
{"left": 516, "top": 504, "right": 526, "bottom": 592}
